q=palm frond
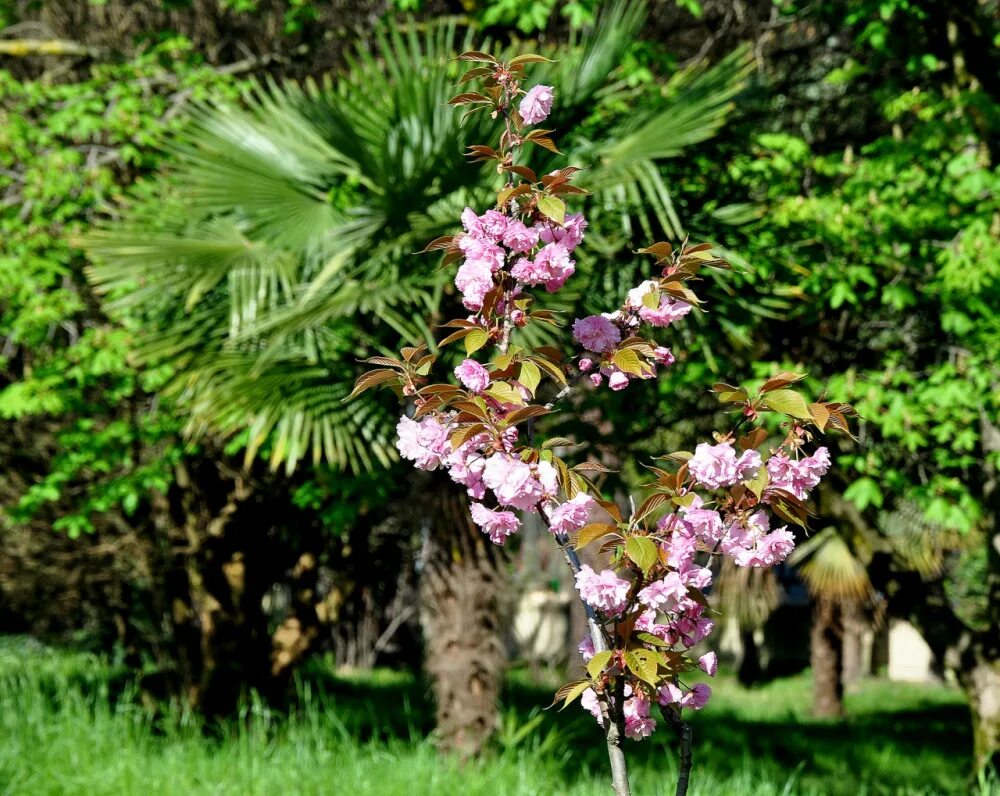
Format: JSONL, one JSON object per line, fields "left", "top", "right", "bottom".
{"left": 789, "top": 527, "right": 874, "bottom": 602}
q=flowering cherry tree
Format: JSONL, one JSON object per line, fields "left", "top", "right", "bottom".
{"left": 350, "top": 51, "right": 856, "bottom": 796}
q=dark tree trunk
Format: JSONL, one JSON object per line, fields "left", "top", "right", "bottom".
{"left": 737, "top": 629, "right": 762, "bottom": 686}
{"left": 416, "top": 474, "right": 506, "bottom": 758}
{"left": 811, "top": 597, "right": 844, "bottom": 718}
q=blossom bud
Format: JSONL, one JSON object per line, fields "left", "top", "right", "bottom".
{"left": 589, "top": 373, "right": 603, "bottom": 388}
{"left": 578, "top": 358, "right": 593, "bottom": 372}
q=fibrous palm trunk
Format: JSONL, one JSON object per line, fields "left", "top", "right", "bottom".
{"left": 811, "top": 597, "right": 844, "bottom": 718}
{"left": 416, "top": 473, "right": 506, "bottom": 758}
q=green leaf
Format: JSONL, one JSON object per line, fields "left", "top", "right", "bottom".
{"left": 484, "top": 381, "right": 524, "bottom": 405}
{"left": 518, "top": 360, "right": 541, "bottom": 396}
{"left": 624, "top": 649, "right": 659, "bottom": 686}
{"left": 537, "top": 195, "right": 566, "bottom": 224}
{"left": 762, "top": 389, "right": 812, "bottom": 420}
{"left": 465, "top": 329, "right": 489, "bottom": 355}
{"left": 612, "top": 348, "right": 647, "bottom": 376}
{"left": 743, "top": 467, "right": 769, "bottom": 499}
{"left": 625, "top": 536, "right": 658, "bottom": 576}
{"left": 586, "top": 650, "right": 613, "bottom": 679}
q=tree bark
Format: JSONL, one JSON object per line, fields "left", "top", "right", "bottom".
{"left": 811, "top": 597, "right": 844, "bottom": 718}
{"left": 416, "top": 473, "right": 506, "bottom": 758}
{"left": 959, "top": 642, "right": 1000, "bottom": 775}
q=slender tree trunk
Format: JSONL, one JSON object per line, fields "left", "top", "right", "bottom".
{"left": 416, "top": 474, "right": 506, "bottom": 758}
{"left": 811, "top": 597, "right": 844, "bottom": 718}
{"left": 841, "top": 601, "right": 867, "bottom": 686}
{"left": 959, "top": 643, "right": 1000, "bottom": 775}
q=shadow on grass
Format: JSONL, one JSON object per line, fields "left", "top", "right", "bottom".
{"left": 295, "top": 661, "right": 972, "bottom": 796}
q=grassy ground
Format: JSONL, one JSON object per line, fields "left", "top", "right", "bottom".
{"left": 0, "top": 636, "right": 991, "bottom": 796}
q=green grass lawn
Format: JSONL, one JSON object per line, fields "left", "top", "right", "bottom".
{"left": 0, "top": 636, "right": 990, "bottom": 796}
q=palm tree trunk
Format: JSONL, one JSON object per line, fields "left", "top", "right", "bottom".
{"left": 416, "top": 474, "right": 506, "bottom": 758}
{"left": 811, "top": 597, "right": 844, "bottom": 718}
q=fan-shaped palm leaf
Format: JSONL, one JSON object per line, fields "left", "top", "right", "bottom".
{"left": 85, "top": 7, "right": 751, "bottom": 473}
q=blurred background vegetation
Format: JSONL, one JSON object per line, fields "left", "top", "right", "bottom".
{"left": 0, "top": 0, "right": 998, "bottom": 793}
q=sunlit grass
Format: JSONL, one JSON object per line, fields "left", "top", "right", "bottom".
{"left": 0, "top": 636, "right": 987, "bottom": 796}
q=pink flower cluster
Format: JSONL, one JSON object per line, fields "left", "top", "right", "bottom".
{"left": 688, "top": 442, "right": 762, "bottom": 490}
{"left": 575, "top": 565, "right": 632, "bottom": 616}
{"left": 570, "top": 435, "right": 833, "bottom": 732}
{"left": 581, "top": 684, "right": 657, "bottom": 740}
{"left": 570, "top": 276, "right": 692, "bottom": 393}
{"left": 519, "top": 84, "right": 553, "bottom": 124}
{"left": 766, "top": 447, "right": 831, "bottom": 499}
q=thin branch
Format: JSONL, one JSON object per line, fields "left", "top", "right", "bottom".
{"left": 660, "top": 703, "right": 693, "bottom": 796}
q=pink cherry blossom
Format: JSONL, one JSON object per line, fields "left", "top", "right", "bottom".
{"left": 608, "top": 371, "right": 629, "bottom": 391}
{"left": 547, "top": 493, "right": 595, "bottom": 535}
{"left": 502, "top": 219, "right": 539, "bottom": 253}
{"left": 681, "top": 683, "right": 711, "bottom": 710}
{"left": 638, "top": 572, "right": 687, "bottom": 612}
{"left": 698, "top": 651, "right": 718, "bottom": 676}
{"left": 519, "top": 84, "right": 553, "bottom": 124}
{"left": 639, "top": 296, "right": 693, "bottom": 327}
{"left": 482, "top": 454, "right": 541, "bottom": 511}
{"left": 454, "top": 259, "right": 494, "bottom": 311}
{"left": 653, "top": 347, "right": 675, "bottom": 366}
{"left": 688, "top": 442, "right": 762, "bottom": 490}
{"left": 575, "top": 564, "right": 631, "bottom": 616}
{"left": 460, "top": 207, "right": 484, "bottom": 237}
{"left": 469, "top": 502, "right": 521, "bottom": 545}
{"left": 658, "top": 682, "right": 683, "bottom": 706}
{"left": 624, "top": 696, "right": 656, "bottom": 740}
{"left": 766, "top": 447, "right": 831, "bottom": 499}
{"left": 536, "top": 212, "right": 587, "bottom": 251}
{"left": 573, "top": 315, "right": 621, "bottom": 353}
{"left": 455, "top": 359, "right": 490, "bottom": 393}
{"left": 578, "top": 635, "right": 595, "bottom": 662}
{"left": 479, "top": 209, "right": 508, "bottom": 241}
{"left": 396, "top": 415, "right": 450, "bottom": 470}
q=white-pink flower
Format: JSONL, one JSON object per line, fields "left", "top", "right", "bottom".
{"left": 688, "top": 442, "right": 761, "bottom": 490}
{"left": 469, "top": 502, "right": 521, "bottom": 545}
{"left": 454, "top": 258, "right": 494, "bottom": 311}
{"left": 766, "top": 447, "right": 831, "bottom": 500}
{"left": 547, "top": 493, "right": 595, "bottom": 535}
{"left": 536, "top": 212, "right": 587, "bottom": 251}
{"left": 639, "top": 296, "right": 692, "bottom": 327}
{"left": 608, "top": 371, "right": 629, "bottom": 391}
{"left": 455, "top": 359, "right": 490, "bottom": 393}
{"left": 502, "top": 219, "right": 539, "bottom": 253}
{"left": 698, "top": 651, "right": 718, "bottom": 676}
{"left": 638, "top": 571, "right": 687, "bottom": 612}
{"left": 575, "top": 564, "right": 631, "bottom": 616}
{"left": 519, "top": 84, "right": 553, "bottom": 124}
{"left": 396, "top": 415, "right": 450, "bottom": 470}
{"left": 572, "top": 315, "right": 621, "bottom": 354}
{"left": 623, "top": 696, "right": 656, "bottom": 740}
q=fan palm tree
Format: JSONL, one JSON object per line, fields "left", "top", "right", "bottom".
{"left": 84, "top": 4, "right": 752, "bottom": 754}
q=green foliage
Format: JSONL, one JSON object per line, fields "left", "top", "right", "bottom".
{"left": 0, "top": 40, "right": 244, "bottom": 533}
